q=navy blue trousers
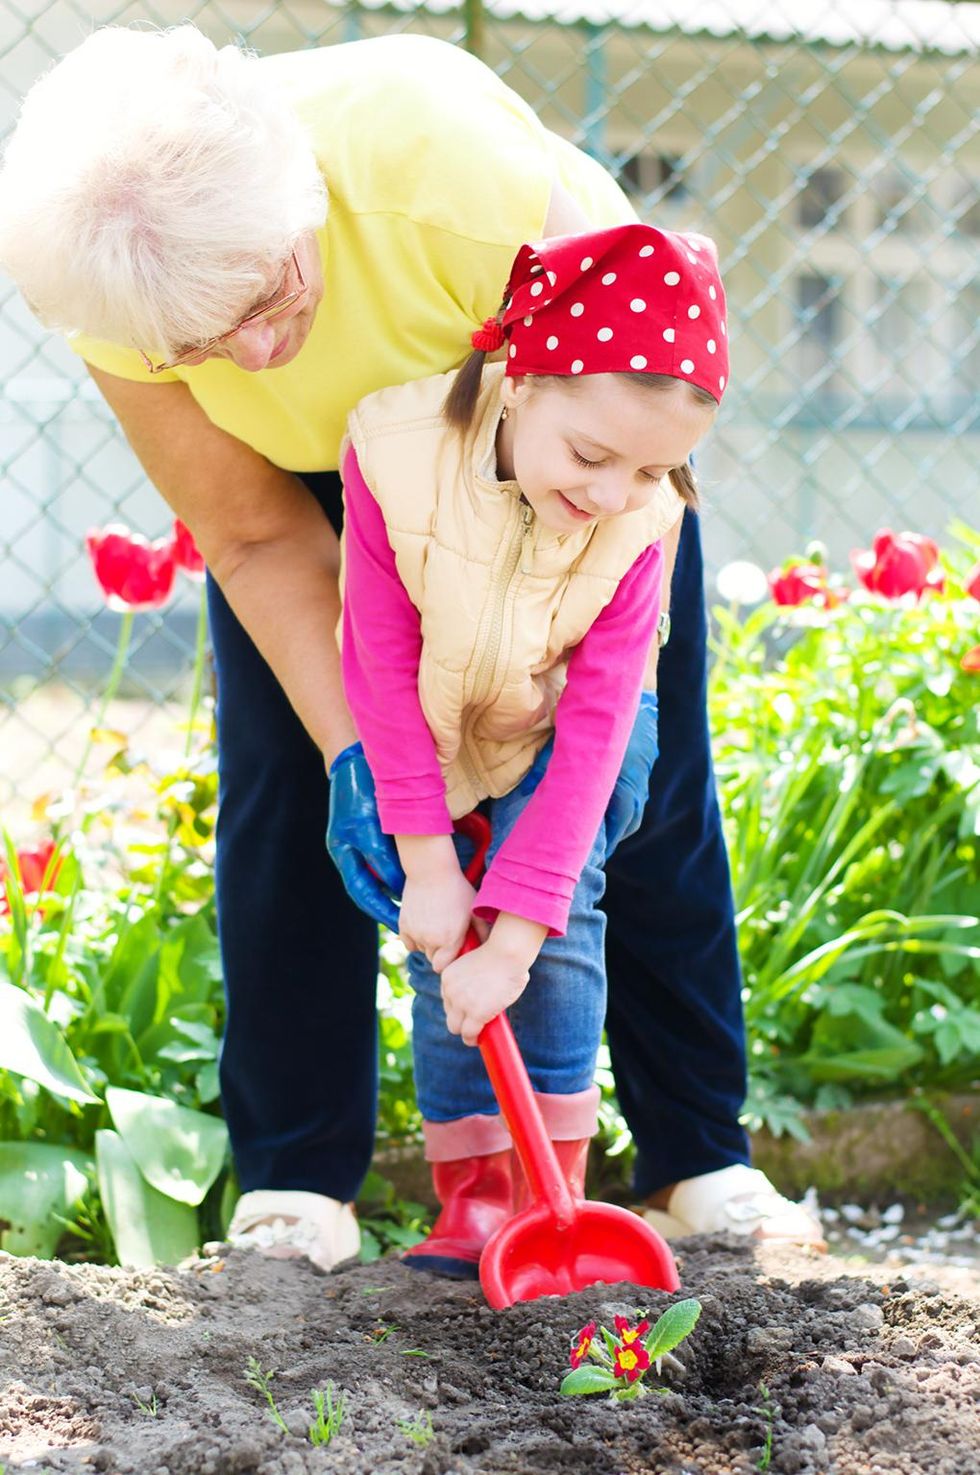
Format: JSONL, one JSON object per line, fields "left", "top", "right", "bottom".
{"left": 209, "top": 474, "right": 749, "bottom": 1203}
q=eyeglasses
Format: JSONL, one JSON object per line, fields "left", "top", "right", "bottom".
{"left": 138, "top": 248, "right": 307, "bottom": 374}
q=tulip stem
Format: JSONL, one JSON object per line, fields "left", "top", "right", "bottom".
{"left": 155, "top": 583, "right": 210, "bottom": 905}
{"left": 184, "top": 584, "right": 209, "bottom": 760}
{"left": 73, "top": 609, "right": 134, "bottom": 788}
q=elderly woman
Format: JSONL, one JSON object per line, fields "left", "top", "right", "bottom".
{"left": 0, "top": 24, "right": 822, "bottom": 1268}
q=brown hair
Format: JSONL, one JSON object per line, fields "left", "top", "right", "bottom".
{"left": 441, "top": 335, "right": 713, "bottom": 511}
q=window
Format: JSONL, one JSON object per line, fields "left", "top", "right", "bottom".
{"left": 798, "top": 167, "right": 847, "bottom": 230}
{"left": 618, "top": 152, "right": 688, "bottom": 205}
{"left": 871, "top": 166, "right": 928, "bottom": 235}
{"left": 950, "top": 178, "right": 980, "bottom": 238}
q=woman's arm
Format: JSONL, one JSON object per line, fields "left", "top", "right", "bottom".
{"left": 87, "top": 365, "right": 356, "bottom": 763}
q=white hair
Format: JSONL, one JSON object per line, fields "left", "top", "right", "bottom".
{"left": 0, "top": 24, "right": 327, "bottom": 354}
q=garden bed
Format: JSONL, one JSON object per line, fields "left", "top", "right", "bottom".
{"left": 1, "top": 1235, "right": 977, "bottom": 1475}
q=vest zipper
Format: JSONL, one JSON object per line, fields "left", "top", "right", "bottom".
{"left": 519, "top": 500, "right": 535, "bottom": 574}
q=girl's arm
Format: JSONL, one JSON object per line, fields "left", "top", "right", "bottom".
{"left": 340, "top": 445, "right": 452, "bottom": 838}
{"left": 474, "top": 540, "right": 665, "bottom": 938}
{"left": 342, "top": 447, "right": 483, "bottom": 967}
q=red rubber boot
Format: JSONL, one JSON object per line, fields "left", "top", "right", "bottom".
{"left": 512, "top": 1137, "right": 590, "bottom": 1213}
{"left": 401, "top": 1150, "right": 514, "bottom": 1280}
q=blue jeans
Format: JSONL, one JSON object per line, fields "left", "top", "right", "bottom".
{"left": 409, "top": 782, "right": 607, "bottom": 1122}
{"left": 211, "top": 475, "right": 748, "bottom": 1203}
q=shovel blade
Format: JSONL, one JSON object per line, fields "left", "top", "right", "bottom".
{"left": 480, "top": 1200, "right": 679, "bottom": 1310}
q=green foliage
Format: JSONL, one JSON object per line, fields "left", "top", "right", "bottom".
{"left": 375, "top": 933, "right": 420, "bottom": 1142}
{"left": 244, "top": 1357, "right": 289, "bottom": 1436}
{"left": 756, "top": 1380, "right": 776, "bottom": 1471}
{"left": 398, "top": 1410, "right": 435, "bottom": 1447}
{"left": 307, "top": 1384, "right": 345, "bottom": 1447}
{"left": 0, "top": 724, "right": 229, "bottom": 1263}
{"left": 355, "top": 1169, "right": 429, "bottom": 1261}
{"left": 560, "top": 1300, "right": 702, "bottom": 1402}
{"left": 643, "top": 1298, "right": 703, "bottom": 1362}
{"left": 911, "top": 1098, "right": 980, "bottom": 1218}
{"left": 560, "top": 1365, "right": 618, "bottom": 1395}
{"left": 2, "top": 527, "right": 977, "bottom": 1265}
{"left": 711, "top": 543, "right": 980, "bottom": 1132}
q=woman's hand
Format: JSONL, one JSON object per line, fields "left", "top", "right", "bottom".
{"left": 440, "top": 913, "right": 548, "bottom": 1046}
{"left": 326, "top": 743, "right": 404, "bottom": 931}
{"left": 397, "top": 835, "right": 487, "bottom": 972}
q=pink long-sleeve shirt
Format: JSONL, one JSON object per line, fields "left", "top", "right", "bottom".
{"left": 340, "top": 445, "right": 663, "bottom": 935}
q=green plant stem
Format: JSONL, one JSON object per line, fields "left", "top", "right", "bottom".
{"left": 912, "top": 1097, "right": 980, "bottom": 1197}
{"left": 757, "top": 1380, "right": 774, "bottom": 1471}
{"left": 244, "top": 1358, "right": 289, "bottom": 1435}
{"left": 73, "top": 610, "right": 134, "bottom": 790}
{"left": 154, "top": 585, "right": 208, "bottom": 905}
{"left": 183, "top": 584, "right": 208, "bottom": 761}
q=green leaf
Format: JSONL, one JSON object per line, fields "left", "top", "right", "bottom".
{"left": 105, "top": 1086, "right": 228, "bottom": 1206}
{"left": 195, "top": 1061, "right": 221, "bottom": 1104}
{"left": 0, "top": 979, "right": 99, "bottom": 1104}
{"left": 0, "top": 1142, "right": 91, "bottom": 1258}
{"left": 802, "top": 1009, "right": 925, "bottom": 1082}
{"left": 102, "top": 914, "right": 163, "bottom": 1014}
{"left": 96, "top": 1129, "right": 199, "bottom": 1267}
{"left": 559, "top": 1365, "right": 618, "bottom": 1396}
{"left": 644, "top": 1299, "right": 702, "bottom": 1360}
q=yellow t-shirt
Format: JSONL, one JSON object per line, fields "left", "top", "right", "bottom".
{"left": 70, "top": 34, "right": 634, "bottom": 472}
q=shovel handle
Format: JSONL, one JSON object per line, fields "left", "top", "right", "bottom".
{"left": 455, "top": 812, "right": 578, "bottom": 1230}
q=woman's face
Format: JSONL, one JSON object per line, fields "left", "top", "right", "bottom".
{"left": 190, "top": 231, "right": 324, "bottom": 373}
{"left": 495, "top": 373, "right": 715, "bottom": 533}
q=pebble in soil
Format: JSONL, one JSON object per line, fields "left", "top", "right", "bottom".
{"left": 0, "top": 1233, "right": 977, "bottom": 1475}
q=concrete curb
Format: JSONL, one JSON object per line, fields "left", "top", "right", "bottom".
{"left": 373, "top": 1090, "right": 978, "bottom": 1208}
{"left": 750, "top": 1090, "right": 978, "bottom": 1202}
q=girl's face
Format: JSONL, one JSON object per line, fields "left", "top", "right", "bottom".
{"left": 495, "top": 373, "right": 715, "bottom": 533}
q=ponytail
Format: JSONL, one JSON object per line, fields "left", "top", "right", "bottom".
{"left": 442, "top": 296, "right": 509, "bottom": 433}
{"left": 442, "top": 345, "right": 491, "bottom": 431}
{"left": 667, "top": 460, "right": 700, "bottom": 512}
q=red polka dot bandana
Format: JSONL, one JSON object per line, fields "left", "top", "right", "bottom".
{"left": 496, "top": 223, "right": 728, "bottom": 402}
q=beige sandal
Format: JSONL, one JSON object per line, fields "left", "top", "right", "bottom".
{"left": 226, "top": 1189, "right": 360, "bottom": 1272}
{"left": 640, "top": 1165, "right": 827, "bottom": 1249}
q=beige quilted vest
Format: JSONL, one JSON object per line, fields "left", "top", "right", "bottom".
{"left": 342, "top": 365, "right": 683, "bottom": 818}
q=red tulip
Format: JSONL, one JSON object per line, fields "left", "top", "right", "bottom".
{"left": 965, "top": 562, "right": 980, "bottom": 603}
{"left": 850, "top": 529, "right": 945, "bottom": 600}
{"left": 769, "top": 561, "right": 827, "bottom": 607}
{"left": 86, "top": 524, "right": 176, "bottom": 611}
{"left": 961, "top": 646, "right": 980, "bottom": 674}
{"left": 172, "top": 519, "right": 206, "bottom": 581}
{"left": 0, "top": 840, "right": 61, "bottom": 915}
{"left": 768, "top": 559, "right": 845, "bottom": 609}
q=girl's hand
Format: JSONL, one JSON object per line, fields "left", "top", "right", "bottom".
{"left": 440, "top": 936, "right": 532, "bottom": 1046}
{"left": 398, "top": 842, "right": 488, "bottom": 972}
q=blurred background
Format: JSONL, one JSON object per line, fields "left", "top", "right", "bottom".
{"left": 1, "top": 0, "right": 978, "bottom": 814}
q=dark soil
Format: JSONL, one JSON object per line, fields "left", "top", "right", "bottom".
{"left": 0, "top": 1235, "right": 977, "bottom": 1475}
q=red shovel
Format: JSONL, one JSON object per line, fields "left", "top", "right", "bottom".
{"left": 452, "top": 812, "right": 680, "bottom": 1310}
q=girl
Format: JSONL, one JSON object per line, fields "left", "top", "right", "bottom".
{"left": 338, "top": 222, "right": 727, "bottom": 1277}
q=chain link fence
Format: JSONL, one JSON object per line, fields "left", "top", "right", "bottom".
{"left": 1, "top": 0, "right": 978, "bottom": 813}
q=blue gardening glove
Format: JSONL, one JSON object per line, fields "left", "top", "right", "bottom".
{"left": 603, "top": 690, "right": 660, "bottom": 860}
{"left": 326, "top": 742, "right": 405, "bottom": 931}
